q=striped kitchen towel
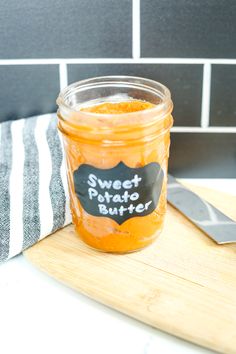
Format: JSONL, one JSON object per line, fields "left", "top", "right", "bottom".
{"left": 0, "top": 113, "right": 71, "bottom": 263}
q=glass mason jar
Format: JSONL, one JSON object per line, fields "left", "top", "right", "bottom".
{"left": 57, "top": 76, "right": 173, "bottom": 253}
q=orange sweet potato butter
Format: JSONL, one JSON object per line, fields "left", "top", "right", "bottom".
{"left": 61, "top": 101, "right": 171, "bottom": 252}
{"left": 57, "top": 77, "right": 173, "bottom": 253}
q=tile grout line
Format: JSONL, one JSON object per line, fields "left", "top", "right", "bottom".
{"left": 200, "top": 63, "right": 211, "bottom": 128}
{"left": 171, "top": 127, "right": 236, "bottom": 133}
{"left": 59, "top": 63, "right": 68, "bottom": 90}
{"left": 0, "top": 58, "right": 236, "bottom": 65}
{"left": 132, "top": 0, "right": 141, "bottom": 59}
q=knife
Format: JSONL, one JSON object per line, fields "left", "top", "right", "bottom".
{"left": 167, "top": 174, "right": 236, "bottom": 244}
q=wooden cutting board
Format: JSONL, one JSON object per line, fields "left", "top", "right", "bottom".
{"left": 24, "top": 183, "right": 236, "bottom": 354}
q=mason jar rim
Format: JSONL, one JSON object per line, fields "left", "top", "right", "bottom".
{"left": 56, "top": 75, "right": 173, "bottom": 122}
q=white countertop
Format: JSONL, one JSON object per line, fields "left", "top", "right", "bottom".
{"left": 1, "top": 179, "right": 236, "bottom": 354}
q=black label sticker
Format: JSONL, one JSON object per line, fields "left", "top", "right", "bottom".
{"left": 73, "top": 162, "right": 164, "bottom": 225}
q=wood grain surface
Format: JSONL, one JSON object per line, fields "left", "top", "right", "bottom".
{"left": 24, "top": 183, "right": 236, "bottom": 354}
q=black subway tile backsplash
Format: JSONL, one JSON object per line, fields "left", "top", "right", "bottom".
{"left": 0, "top": 0, "right": 235, "bottom": 177}
{"left": 0, "top": 65, "right": 59, "bottom": 122}
{"left": 68, "top": 64, "right": 203, "bottom": 126}
{"left": 141, "top": 0, "right": 236, "bottom": 58}
{"left": 210, "top": 65, "right": 236, "bottom": 126}
{"left": 169, "top": 133, "right": 236, "bottom": 177}
{"left": 0, "top": 0, "right": 132, "bottom": 59}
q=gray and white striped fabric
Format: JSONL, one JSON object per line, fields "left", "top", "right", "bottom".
{"left": 0, "top": 113, "right": 71, "bottom": 263}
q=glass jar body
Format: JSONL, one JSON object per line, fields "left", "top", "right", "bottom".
{"left": 57, "top": 76, "right": 173, "bottom": 253}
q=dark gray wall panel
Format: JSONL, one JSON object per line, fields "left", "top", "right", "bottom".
{"left": 210, "top": 65, "right": 236, "bottom": 126}
{"left": 169, "top": 133, "right": 236, "bottom": 177}
{"left": 68, "top": 64, "right": 203, "bottom": 126}
{"left": 141, "top": 0, "right": 236, "bottom": 58}
{"left": 0, "top": 65, "right": 59, "bottom": 122}
{"left": 0, "top": 0, "right": 132, "bottom": 58}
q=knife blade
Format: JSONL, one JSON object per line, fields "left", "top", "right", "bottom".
{"left": 167, "top": 174, "right": 236, "bottom": 244}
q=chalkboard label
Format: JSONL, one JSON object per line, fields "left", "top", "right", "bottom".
{"left": 73, "top": 162, "right": 164, "bottom": 224}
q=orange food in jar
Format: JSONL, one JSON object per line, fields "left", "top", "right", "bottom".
{"left": 57, "top": 76, "right": 173, "bottom": 253}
